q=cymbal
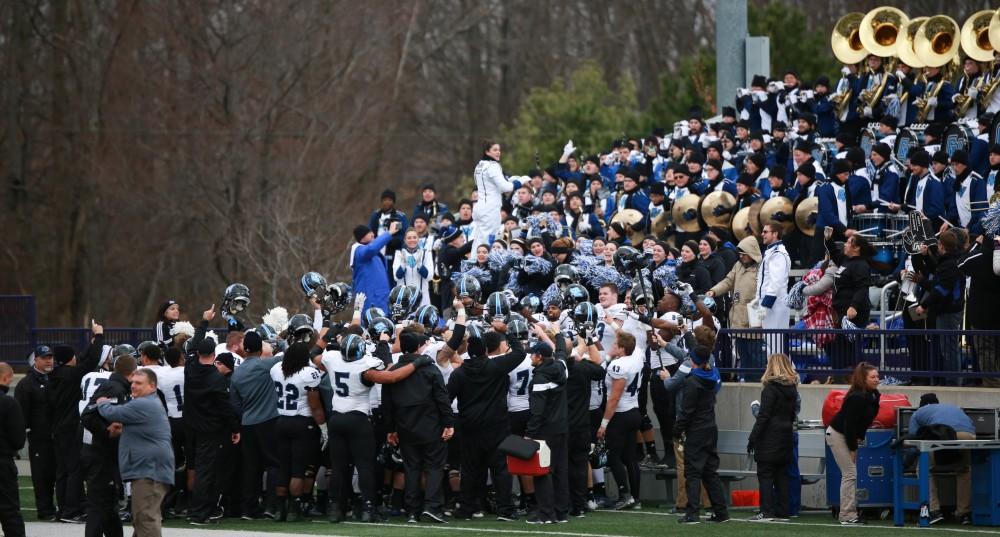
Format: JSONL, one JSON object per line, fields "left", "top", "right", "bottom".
{"left": 760, "top": 196, "right": 795, "bottom": 235}
{"left": 651, "top": 211, "right": 672, "bottom": 239}
{"left": 701, "top": 191, "right": 737, "bottom": 228}
{"left": 747, "top": 199, "right": 764, "bottom": 238}
{"left": 611, "top": 208, "right": 646, "bottom": 245}
{"left": 732, "top": 207, "right": 754, "bottom": 241}
{"left": 795, "top": 197, "right": 819, "bottom": 237}
{"left": 671, "top": 194, "right": 702, "bottom": 233}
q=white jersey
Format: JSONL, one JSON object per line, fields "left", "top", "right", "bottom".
{"left": 507, "top": 356, "right": 534, "bottom": 412}
{"left": 79, "top": 371, "right": 112, "bottom": 414}
{"left": 321, "top": 349, "right": 386, "bottom": 415}
{"left": 157, "top": 366, "right": 186, "bottom": 419}
{"left": 270, "top": 363, "right": 322, "bottom": 417}
{"left": 589, "top": 362, "right": 608, "bottom": 411}
{"left": 605, "top": 352, "right": 644, "bottom": 413}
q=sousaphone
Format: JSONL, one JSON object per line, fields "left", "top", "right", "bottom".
{"left": 759, "top": 197, "right": 795, "bottom": 235}
{"left": 671, "top": 194, "right": 703, "bottom": 233}
{"left": 610, "top": 208, "right": 646, "bottom": 246}
{"left": 700, "top": 191, "right": 737, "bottom": 229}
{"left": 794, "top": 197, "right": 820, "bottom": 237}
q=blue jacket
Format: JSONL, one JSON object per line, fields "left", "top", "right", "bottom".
{"left": 970, "top": 137, "right": 990, "bottom": 178}
{"left": 97, "top": 394, "right": 175, "bottom": 485}
{"left": 910, "top": 403, "right": 975, "bottom": 435}
{"left": 604, "top": 190, "right": 650, "bottom": 227}
{"left": 872, "top": 165, "right": 901, "bottom": 208}
{"left": 351, "top": 232, "right": 394, "bottom": 312}
{"left": 904, "top": 174, "right": 945, "bottom": 225}
{"left": 847, "top": 174, "right": 873, "bottom": 210}
{"left": 816, "top": 181, "right": 850, "bottom": 235}
{"left": 948, "top": 171, "right": 989, "bottom": 235}
{"left": 813, "top": 94, "right": 838, "bottom": 137}
{"left": 706, "top": 179, "right": 739, "bottom": 198}
{"left": 555, "top": 162, "right": 584, "bottom": 183}
{"left": 909, "top": 77, "right": 955, "bottom": 123}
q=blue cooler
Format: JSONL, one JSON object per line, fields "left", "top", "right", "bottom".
{"left": 827, "top": 429, "right": 896, "bottom": 508}
{"left": 971, "top": 449, "right": 1000, "bottom": 526}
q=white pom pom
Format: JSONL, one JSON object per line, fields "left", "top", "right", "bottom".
{"left": 170, "top": 321, "right": 195, "bottom": 339}
{"left": 205, "top": 330, "right": 220, "bottom": 344}
{"left": 262, "top": 307, "right": 289, "bottom": 334}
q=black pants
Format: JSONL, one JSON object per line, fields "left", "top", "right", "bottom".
{"left": 54, "top": 428, "right": 85, "bottom": 518}
{"left": 240, "top": 418, "right": 278, "bottom": 515}
{"left": 400, "top": 438, "right": 448, "bottom": 515}
{"left": 27, "top": 437, "right": 57, "bottom": 518}
{"left": 567, "top": 429, "right": 592, "bottom": 512}
{"left": 328, "top": 412, "right": 377, "bottom": 507}
{"left": 532, "top": 432, "right": 569, "bottom": 522}
{"left": 649, "top": 377, "right": 676, "bottom": 463}
{"left": 82, "top": 446, "right": 122, "bottom": 537}
{"left": 757, "top": 459, "right": 790, "bottom": 518}
{"left": 458, "top": 426, "right": 514, "bottom": 517}
{"left": 683, "top": 426, "right": 728, "bottom": 517}
{"left": 606, "top": 408, "right": 641, "bottom": 498}
{"left": 0, "top": 458, "right": 25, "bottom": 537}
{"left": 189, "top": 431, "right": 226, "bottom": 521}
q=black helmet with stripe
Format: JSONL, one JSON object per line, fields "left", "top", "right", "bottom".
{"left": 484, "top": 292, "right": 511, "bottom": 323}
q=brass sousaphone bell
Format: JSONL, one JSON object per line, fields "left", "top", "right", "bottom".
{"left": 914, "top": 15, "right": 960, "bottom": 68}
{"left": 610, "top": 208, "right": 646, "bottom": 246}
{"left": 961, "top": 10, "right": 996, "bottom": 63}
{"left": 859, "top": 7, "right": 908, "bottom": 58}
{"left": 671, "top": 194, "right": 703, "bottom": 233}
{"left": 832, "top": 12, "right": 868, "bottom": 65}
{"left": 700, "top": 191, "right": 737, "bottom": 229}
{"left": 794, "top": 197, "right": 820, "bottom": 237}
{"left": 759, "top": 197, "right": 795, "bottom": 235}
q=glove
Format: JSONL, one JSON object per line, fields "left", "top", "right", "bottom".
{"left": 895, "top": 69, "right": 905, "bottom": 80}
{"left": 676, "top": 282, "right": 694, "bottom": 298}
{"left": 712, "top": 205, "right": 732, "bottom": 217}
{"left": 753, "top": 90, "right": 767, "bottom": 102}
{"left": 863, "top": 106, "right": 873, "bottom": 117}
{"left": 395, "top": 267, "right": 406, "bottom": 280}
{"left": 737, "top": 88, "right": 749, "bottom": 98}
{"left": 637, "top": 314, "right": 652, "bottom": 325}
{"left": 927, "top": 96, "right": 938, "bottom": 107}
{"left": 969, "top": 87, "right": 979, "bottom": 99}
{"left": 682, "top": 208, "right": 697, "bottom": 221}
{"left": 354, "top": 292, "right": 367, "bottom": 311}
{"left": 772, "top": 211, "right": 787, "bottom": 222}
{"left": 417, "top": 266, "right": 429, "bottom": 278}
{"left": 562, "top": 140, "right": 576, "bottom": 158}
{"left": 412, "top": 355, "right": 434, "bottom": 368}
{"left": 747, "top": 441, "right": 755, "bottom": 454}
{"left": 319, "top": 423, "right": 329, "bottom": 452}
{"left": 841, "top": 66, "right": 851, "bottom": 76}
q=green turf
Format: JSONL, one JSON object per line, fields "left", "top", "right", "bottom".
{"left": 17, "top": 476, "right": 1000, "bottom": 536}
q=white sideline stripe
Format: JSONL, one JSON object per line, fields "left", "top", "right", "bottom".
{"left": 601, "top": 510, "right": 1000, "bottom": 535}
{"left": 342, "top": 521, "right": 634, "bottom": 537}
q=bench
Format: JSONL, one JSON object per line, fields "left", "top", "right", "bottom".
{"left": 653, "top": 429, "right": 826, "bottom": 506}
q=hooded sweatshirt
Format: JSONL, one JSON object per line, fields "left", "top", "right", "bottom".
{"left": 447, "top": 335, "right": 526, "bottom": 433}
{"left": 709, "top": 235, "right": 761, "bottom": 328}
{"left": 674, "top": 363, "right": 721, "bottom": 437}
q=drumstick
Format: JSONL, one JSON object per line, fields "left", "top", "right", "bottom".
{"left": 885, "top": 228, "right": 907, "bottom": 239}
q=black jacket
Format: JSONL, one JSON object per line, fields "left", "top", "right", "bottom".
{"left": 674, "top": 369, "right": 718, "bottom": 436}
{"left": 828, "top": 243, "right": 872, "bottom": 325}
{"left": 0, "top": 386, "right": 26, "bottom": 457}
{"left": 919, "top": 252, "right": 965, "bottom": 315}
{"left": 14, "top": 368, "right": 53, "bottom": 441}
{"left": 830, "top": 389, "right": 881, "bottom": 451}
{"left": 517, "top": 255, "right": 555, "bottom": 298}
{"left": 49, "top": 334, "right": 104, "bottom": 432}
{"left": 383, "top": 353, "right": 453, "bottom": 445}
{"left": 701, "top": 253, "right": 728, "bottom": 286}
{"left": 958, "top": 241, "right": 1000, "bottom": 328}
{"left": 184, "top": 359, "right": 239, "bottom": 435}
{"left": 677, "top": 259, "right": 713, "bottom": 294}
{"left": 447, "top": 335, "right": 525, "bottom": 433}
{"left": 80, "top": 372, "right": 131, "bottom": 453}
{"left": 748, "top": 380, "right": 798, "bottom": 463}
{"left": 525, "top": 337, "right": 570, "bottom": 437}
{"left": 566, "top": 355, "right": 605, "bottom": 433}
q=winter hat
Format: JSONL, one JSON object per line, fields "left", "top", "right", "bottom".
{"left": 722, "top": 106, "right": 737, "bottom": 118}
{"left": 650, "top": 182, "right": 666, "bottom": 196}
{"left": 950, "top": 150, "right": 969, "bottom": 166}
{"left": 793, "top": 140, "right": 815, "bottom": 153}
{"left": 609, "top": 222, "right": 627, "bottom": 237}
{"left": 158, "top": 299, "right": 178, "bottom": 320}
{"left": 991, "top": 144, "right": 1000, "bottom": 156}
{"left": 690, "top": 345, "right": 712, "bottom": 366}
{"left": 796, "top": 163, "right": 816, "bottom": 180}
{"left": 846, "top": 147, "right": 866, "bottom": 168}
{"left": 925, "top": 123, "right": 944, "bottom": 140}
{"left": 441, "top": 225, "right": 462, "bottom": 244}
{"left": 353, "top": 225, "right": 372, "bottom": 242}
{"left": 737, "top": 173, "right": 754, "bottom": 187}
{"left": 421, "top": 183, "right": 436, "bottom": 192}
{"left": 705, "top": 158, "right": 723, "bottom": 172}
{"left": 832, "top": 159, "right": 852, "bottom": 176}
{"left": 932, "top": 150, "right": 950, "bottom": 166}
{"left": 814, "top": 75, "right": 831, "bottom": 88}
{"left": 243, "top": 331, "right": 263, "bottom": 354}
{"left": 909, "top": 150, "right": 931, "bottom": 168}
{"left": 772, "top": 121, "right": 789, "bottom": 132}
{"left": 919, "top": 393, "right": 939, "bottom": 407}
{"left": 836, "top": 132, "right": 855, "bottom": 146}
{"left": 214, "top": 352, "right": 235, "bottom": 371}
{"left": 53, "top": 345, "right": 75, "bottom": 366}
{"left": 749, "top": 130, "right": 765, "bottom": 143}
{"left": 529, "top": 341, "right": 553, "bottom": 358}
{"left": 879, "top": 115, "right": 898, "bottom": 129}
{"left": 688, "top": 150, "right": 706, "bottom": 164}
{"left": 872, "top": 142, "right": 892, "bottom": 160}
{"left": 748, "top": 152, "right": 766, "bottom": 170}
{"left": 380, "top": 189, "right": 396, "bottom": 202}
{"left": 751, "top": 74, "right": 767, "bottom": 88}
{"left": 769, "top": 164, "right": 787, "bottom": 181}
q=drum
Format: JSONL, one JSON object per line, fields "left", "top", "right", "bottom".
{"left": 850, "top": 213, "right": 887, "bottom": 239}
{"left": 894, "top": 128, "right": 922, "bottom": 163}
{"left": 991, "top": 112, "right": 1000, "bottom": 146}
{"left": 859, "top": 126, "right": 880, "bottom": 158}
{"left": 871, "top": 241, "right": 900, "bottom": 268}
{"left": 813, "top": 138, "right": 838, "bottom": 170}
{"left": 944, "top": 122, "right": 975, "bottom": 158}
{"left": 883, "top": 213, "right": 910, "bottom": 241}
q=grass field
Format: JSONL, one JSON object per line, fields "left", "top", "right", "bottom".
{"left": 17, "top": 476, "right": 1000, "bottom": 537}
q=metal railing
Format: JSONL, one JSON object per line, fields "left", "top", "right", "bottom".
{"left": 714, "top": 327, "right": 1000, "bottom": 385}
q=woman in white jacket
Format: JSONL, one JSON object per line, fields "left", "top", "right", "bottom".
{"left": 758, "top": 223, "right": 791, "bottom": 356}
{"left": 392, "top": 229, "right": 435, "bottom": 309}
{"left": 473, "top": 141, "right": 528, "bottom": 250}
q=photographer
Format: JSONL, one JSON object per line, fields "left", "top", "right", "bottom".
{"left": 913, "top": 231, "right": 966, "bottom": 384}
{"left": 368, "top": 189, "right": 409, "bottom": 263}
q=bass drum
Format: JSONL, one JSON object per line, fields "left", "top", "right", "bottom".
{"left": 893, "top": 127, "right": 923, "bottom": 164}
{"left": 859, "top": 126, "right": 880, "bottom": 158}
{"left": 813, "top": 138, "right": 838, "bottom": 171}
{"left": 944, "top": 122, "right": 975, "bottom": 158}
